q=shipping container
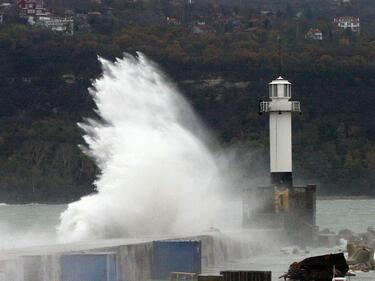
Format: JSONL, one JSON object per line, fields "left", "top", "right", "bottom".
{"left": 21, "top": 256, "right": 43, "bottom": 281}
{"left": 0, "top": 259, "right": 17, "bottom": 281}
{"left": 117, "top": 242, "right": 153, "bottom": 281}
{"left": 151, "top": 240, "right": 201, "bottom": 279}
{"left": 13, "top": 255, "right": 59, "bottom": 281}
{"left": 60, "top": 253, "right": 117, "bottom": 281}
{"left": 0, "top": 255, "right": 57, "bottom": 281}
{"left": 220, "top": 271, "right": 271, "bottom": 281}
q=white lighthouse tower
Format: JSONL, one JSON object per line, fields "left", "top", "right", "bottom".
{"left": 243, "top": 77, "right": 316, "bottom": 242}
{"left": 259, "top": 77, "right": 301, "bottom": 188}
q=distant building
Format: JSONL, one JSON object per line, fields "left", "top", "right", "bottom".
{"left": 37, "top": 16, "right": 74, "bottom": 35}
{"left": 0, "top": 2, "right": 12, "bottom": 24}
{"left": 305, "top": 28, "right": 323, "bottom": 40}
{"left": 333, "top": 16, "right": 360, "bottom": 33}
{"left": 191, "top": 22, "right": 213, "bottom": 34}
{"left": 17, "top": 0, "right": 49, "bottom": 17}
{"left": 334, "top": 0, "right": 351, "bottom": 5}
{"left": 260, "top": 10, "right": 274, "bottom": 16}
{"left": 17, "top": 0, "right": 74, "bottom": 34}
{"left": 166, "top": 16, "right": 180, "bottom": 25}
{"left": 232, "top": 19, "right": 241, "bottom": 32}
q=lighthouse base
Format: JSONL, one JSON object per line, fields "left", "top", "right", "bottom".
{"left": 271, "top": 172, "right": 293, "bottom": 187}
{"left": 242, "top": 184, "right": 317, "bottom": 245}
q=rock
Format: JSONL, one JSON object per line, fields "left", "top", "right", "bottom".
{"left": 367, "top": 227, "right": 375, "bottom": 234}
{"left": 349, "top": 263, "right": 371, "bottom": 272}
{"left": 361, "top": 231, "right": 375, "bottom": 244}
{"left": 339, "top": 228, "right": 354, "bottom": 240}
{"left": 320, "top": 228, "right": 332, "bottom": 234}
{"left": 368, "top": 239, "right": 375, "bottom": 249}
{"left": 347, "top": 243, "right": 356, "bottom": 257}
{"left": 347, "top": 246, "right": 374, "bottom": 267}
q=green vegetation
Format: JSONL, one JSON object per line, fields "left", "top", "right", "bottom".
{"left": 1, "top": 0, "right": 375, "bottom": 202}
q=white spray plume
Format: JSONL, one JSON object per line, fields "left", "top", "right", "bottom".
{"left": 57, "top": 53, "right": 236, "bottom": 242}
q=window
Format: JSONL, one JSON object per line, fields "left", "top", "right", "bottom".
{"left": 283, "top": 84, "right": 291, "bottom": 97}
{"left": 269, "top": 84, "right": 277, "bottom": 97}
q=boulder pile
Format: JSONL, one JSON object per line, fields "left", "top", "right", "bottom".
{"left": 340, "top": 227, "right": 375, "bottom": 272}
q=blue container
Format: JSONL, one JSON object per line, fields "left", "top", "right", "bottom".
{"left": 151, "top": 240, "right": 201, "bottom": 279}
{"left": 60, "top": 253, "right": 117, "bottom": 281}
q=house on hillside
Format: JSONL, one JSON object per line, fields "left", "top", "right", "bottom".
{"left": 17, "top": 0, "right": 74, "bottom": 34}
{"left": 37, "top": 16, "right": 74, "bottom": 35}
{"left": 333, "top": 16, "right": 360, "bottom": 34}
{"left": 166, "top": 16, "right": 180, "bottom": 25}
{"left": 305, "top": 28, "right": 323, "bottom": 40}
{"left": 191, "top": 21, "right": 214, "bottom": 34}
{"left": 17, "top": 0, "right": 49, "bottom": 18}
{"left": 0, "top": 3, "right": 11, "bottom": 24}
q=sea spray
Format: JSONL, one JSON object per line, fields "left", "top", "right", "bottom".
{"left": 57, "top": 53, "right": 232, "bottom": 242}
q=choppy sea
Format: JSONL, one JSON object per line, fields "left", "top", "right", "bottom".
{"left": 0, "top": 199, "right": 373, "bottom": 280}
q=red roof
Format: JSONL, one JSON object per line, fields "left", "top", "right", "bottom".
{"left": 307, "top": 28, "right": 322, "bottom": 34}
{"left": 17, "top": 0, "right": 44, "bottom": 9}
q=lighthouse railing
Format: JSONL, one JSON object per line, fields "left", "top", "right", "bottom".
{"left": 259, "top": 101, "right": 270, "bottom": 113}
{"left": 291, "top": 101, "right": 301, "bottom": 112}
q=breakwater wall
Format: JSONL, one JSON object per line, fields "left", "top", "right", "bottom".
{"left": 0, "top": 230, "right": 277, "bottom": 281}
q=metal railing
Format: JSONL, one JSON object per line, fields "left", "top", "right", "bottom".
{"left": 259, "top": 100, "right": 301, "bottom": 113}
{"left": 259, "top": 101, "right": 270, "bottom": 113}
{"left": 291, "top": 101, "right": 301, "bottom": 112}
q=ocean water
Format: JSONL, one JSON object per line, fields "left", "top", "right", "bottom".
{"left": 317, "top": 199, "right": 375, "bottom": 233}
{"left": 0, "top": 199, "right": 374, "bottom": 280}
{"left": 0, "top": 204, "right": 66, "bottom": 249}
{"left": 0, "top": 199, "right": 374, "bottom": 248}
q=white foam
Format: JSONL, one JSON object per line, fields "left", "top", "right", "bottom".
{"left": 57, "top": 53, "right": 236, "bottom": 242}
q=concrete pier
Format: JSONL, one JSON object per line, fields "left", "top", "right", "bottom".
{"left": 0, "top": 230, "right": 275, "bottom": 281}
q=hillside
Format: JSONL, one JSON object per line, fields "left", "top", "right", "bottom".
{"left": 1, "top": 0, "right": 375, "bottom": 202}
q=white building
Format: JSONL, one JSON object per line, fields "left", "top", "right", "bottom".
{"left": 37, "top": 16, "right": 74, "bottom": 35}
{"left": 333, "top": 16, "right": 360, "bottom": 33}
{"left": 305, "top": 28, "right": 323, "bottom": 40}
{"left": 0, "top": 2, "right": 11, "bottom": 24}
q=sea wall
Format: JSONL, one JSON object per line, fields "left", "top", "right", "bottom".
{"left": 0, "top": 231, "right": 268, "bottom": 281}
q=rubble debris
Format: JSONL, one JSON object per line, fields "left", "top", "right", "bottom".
{"left": 343, "top": 226, "right": 375, "bottom": 272}
{"left": 347, "top": 244, "right": 375, "bottom": 271}
{"left": 338, "top": 229, "right": 355, "bottom": 241}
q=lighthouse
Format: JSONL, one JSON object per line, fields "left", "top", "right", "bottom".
{"left": 259, "top": 77, "right": 300, "bottom": 188}
{"left": 243, "top": 77, "right": 316, "bottom": 244}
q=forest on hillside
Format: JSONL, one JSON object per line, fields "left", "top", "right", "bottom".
{"left": 1, "top": 0, "right": 375, "bottom": 202}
